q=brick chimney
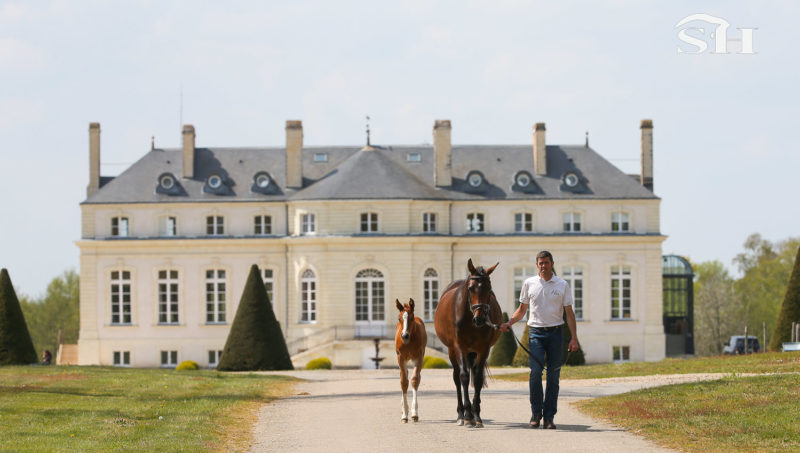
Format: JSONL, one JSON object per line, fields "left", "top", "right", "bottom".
{"left": 533, "top": 123, "right": 546, "bottom": 176}
{"left": 87, "top": 122, "right": 101, "bottom": 197}
{"left": 640, "top": 119, "right": 653, "bottom": 191}
{"left": 182, "top": 124, "right": 195, "bottom": 179}
{"left": 286, "top": 120, "right": 303, "bottom": 189}
{"left": 433, "top": 120, "right": 452, "bottom": 187}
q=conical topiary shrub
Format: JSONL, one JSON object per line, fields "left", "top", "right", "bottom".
{"left": 562, "top": 312, "right": 585, "bottom": 366}
{"left": 0, "top": 269, "right": 38, "bottom": 365}
{"left": 769, "top": 247, "right": 800, "bottom": 351}
{"left": 511, "top": 324, "right": 530, "bottom": 367}
{"left": 488, "top": 312, "right": 517, "bottom": 366}
{"left": 217, "top": 265, "right": 293, "bottom": 371}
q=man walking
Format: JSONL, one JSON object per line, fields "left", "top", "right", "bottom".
{"left": 500, "top": 251, "right": 578, "bottom": 429}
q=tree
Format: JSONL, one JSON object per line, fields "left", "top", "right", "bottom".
{"left": 769, "top": 247, "right": 800, "bottom": 351}
{"left": 693, "top": 261, "right": 737, "bottom": 355}
{"left": 512, "top": 324, "right": 530, "bottom": 367}
{"left": 0, "top": 269, "right": 38, "bottom": 365}
{"left": 488, "top": 312, "right": 517, "bottom": 366}
{"left": 19, "top": 270, "right": 79, "bottom": 358}
{"left": 217, "top": 265, "right": 293, "bottom": 371}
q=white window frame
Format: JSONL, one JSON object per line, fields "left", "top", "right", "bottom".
{"left": 206, "top": 215, "right": 224, "bottom": 236}
{"left": 613, "top": 345, "right": 631, "bottom": 363}
{"left": 254, "top": 215, "right": 272, "bottom": 235}
{"left": 514, "top": 212, "right": 534, "bottom": 233}
{"left": 205, "top": 269, "right": 227, "bottom": 324}
{"left": 423, "top": 268, "right": 439, "bottom": 321}
{"left": 355, "top": 269, "right": 385, "bottom": 324}
{"left": 562, "top": 212, "right": 582, "bottom": 233}
{"left": 422, "top": 212, "right": 437, "bottom": 233}
{"left": 110, "top": 270, "right": 132, "bottom": 325}
{"left": 111, "top": 216, "right": 129, "bottom": 237}
{"left": 158, "top": 270, "right": 180, "bottom": 325}
{"left": 300, "top": 269, "right": 317, "bottom": 323}
{"left": 208, "top": 350, "right": 223, "bottom": 368}
{"left": 301, "top": 213, "right": 316, "bottom": 235}
{"left": 113, "top": 351, "right": 130, "bottom": 367}
{"left": 611, "top": 211, "right": 630, "bottom": 233}
{"left": 610, "top": 265, "right": 632, "bottom": 320}
{"left": 160, "top": 350, "right": 178, "bottom": 368}
{"left": 514, "top": 266, "right": 536, "bottom": 308}
{"left": 360, "top": 212, "right": 378, "bottom": 233}
{"left": 562, "top": 266, "right": 584, "bottom": 321}
{"left": 159, "top": 216, "right": 177, "bottom": 237}
{"left": 262, "top": 268, "right": 275, "bottom": 303}
{"left": 466, "top": 212, "right": 485, "bottom": 233}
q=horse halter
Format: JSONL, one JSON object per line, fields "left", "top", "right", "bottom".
{"left": 467, "top": 274, "right": 493, "bottom": 320}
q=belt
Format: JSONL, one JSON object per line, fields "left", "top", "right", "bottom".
{"left": 532, "top": 325, "right": 561, "bottom": 332}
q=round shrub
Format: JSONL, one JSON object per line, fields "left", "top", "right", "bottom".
{"left": 175, "top": 360, "right": 199, "bottom": 371}
{"left": 422, "top": 356, "right": 450, "bottom": 369}
{"left": 305, "top": 357, "right": 332, "bottom": 370}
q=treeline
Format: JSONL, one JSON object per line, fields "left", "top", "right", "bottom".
{"left": 694, "top": 234, "right": 800, "bottom": 355}
{"left": 18, "top": 270, "right": 79, "bottom": 359}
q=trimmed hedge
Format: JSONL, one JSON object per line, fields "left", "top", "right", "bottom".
{"left": 176, "top": 360, "right": 199, "bottom": 371}
{"left": 0, "top": 269, "right": 37, "bottom": 365}
{"left": 422, "top": 356, "right": 450, "bottom": 369}
{"left": 770, "top": 247, "right": 800, "bottom": 351}
{"left": 511, "top": 324, "right": 530, "bottom": 367}
{"left": 305, "top": 357, "right": 332, "bottom": 370}
{"left": 488, "top": 312, "right": 517, "bottom": 366}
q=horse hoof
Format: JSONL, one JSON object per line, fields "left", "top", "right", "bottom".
{"left": 475, "top": 421, "right": 484, "bottom": 428}
{"left": 456, "top": 419, "right": 464, "bottom": 426}
{"left": 465, "top": 418, "right": 476, "bottom": 427}
{"left": 402, "top": 418, "right": 408, "bottom": 423}
{"left": 411, "top": 416, "right": 419, "bottom": 422}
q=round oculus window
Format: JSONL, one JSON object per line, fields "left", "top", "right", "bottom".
{"left": 515, "top": 172, "right": 531, "bottom": 187}
{"left": 255, "top": 173, "right": 271, "bottom": 188}
{"left": 564, "top": 173, "right": 579, "bottom": 188}
{"left": 208, "top": 175, "right": 223, "bottom": 189}
{"left": 159, "top": 174, "right": 175, "bottom": 190}
{"left": 468, "top": 172, "right": 483, "bottom": 187}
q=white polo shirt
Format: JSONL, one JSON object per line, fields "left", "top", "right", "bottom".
{"left": 518, "top": 274, "right": 573, "bottom": 328}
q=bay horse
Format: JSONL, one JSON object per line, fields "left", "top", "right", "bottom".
{"left": 434, "top": 259, "right": 502, "bottom": 427}
{"left": 395, "top": 298, "right": 427, "bottom": 423}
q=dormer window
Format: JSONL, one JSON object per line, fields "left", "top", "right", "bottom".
{"left": 564, "top": 173, "right": 579, "bottom": 188}
{"left": 407, "top": 153, "right": 421, "bottom": 162}
{"left": 515, "top": 172, "right": 531, "bottom": 188}
{"left": 208, "top": 175, "right": 223, "bottom": 189}
{"left": 467, "top": 172, "right": 483, "bottom": 187}
{"left": 560, "top": 170, "right": 588, "bottom": 193}
{"left": 160, "top": 174, "right": 175, "bottom": 190}
{"left": 313, "top": 153, "right": 328, "bottom": 162}
{"left": 156, "top": 172, "right": 183, "bottom": 195}
{"left": 251, "top": 171, "right": 277, "bottom": 194}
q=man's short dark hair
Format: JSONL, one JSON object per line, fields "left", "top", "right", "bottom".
{"left": 536, "top": 251, "right": 554, "bottom": 262}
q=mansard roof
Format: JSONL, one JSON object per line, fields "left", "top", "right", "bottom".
{"left": 82, "top": 142, "right": 657, "bottom": 204}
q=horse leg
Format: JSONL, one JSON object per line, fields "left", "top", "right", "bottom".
{"left": 410, "top": 356, "right": 422, "bottom": 422}
{"left": 399, "top": 357, "right": 410, "bottom": 423}
{"left": 472, "top": 356, "right": 487, "bottom": 428}
{"left": 449, "top": 349, "right": 464, "bottom": 425}
{"left": 461, "top": 352, "right": 475, "bottom": 426}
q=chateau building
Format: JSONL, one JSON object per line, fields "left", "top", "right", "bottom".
{"left": 77, "top": 119, "right": 665, "bottom": 368}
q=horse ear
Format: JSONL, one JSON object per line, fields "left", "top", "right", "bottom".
{"left": 396, "top": 299, "right": 404, "bottom": 312}
{"left": 486, "top": 262, "right": 499, "bottom": 275}
{"left": 408, "top": 298, "right": 415, "bottom": 311}
{"left": 467, "top": 258, "right": 477, "bottom": 275}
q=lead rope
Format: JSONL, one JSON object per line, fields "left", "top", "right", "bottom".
{"left": 489, "top": 323, "right": 573, "bottom": 372}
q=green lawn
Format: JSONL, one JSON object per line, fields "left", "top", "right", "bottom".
{"left": 0, "top": 366, "right": 296, "bottom": 452}
{"left": 495, "top": 351, "right": 800, "bottom": 381}
{"left": 578, "top": 373, "right": 800, "bottom": 452}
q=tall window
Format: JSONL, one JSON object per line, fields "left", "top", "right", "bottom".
{"left": 466, "top": 212, "right": 484, "bottom": 233}
{"left": 562, "top": 212, "right": 582, "bottom": 232}
{"left": 514, "top": 212, "right": 534, "bottom": 232}
{"left": 254, "top": 215, "right": 272, "bottom": 235}
{"left": 611, "top": 212, "right": 630, "bottom": 233}
{"left": 262, "top": 269, "right": 274, "bottom": 302}
{"left": 158, "top": 270, "right": 179, "bottom": 324}
{"left": 423, "top": 212, "right": 437, "bottom": 233}
{"left": 514, "top": 266, "right": 536, "bottom": 308}
{"left": 111, "top": 217, "right": 129, "bottom": 237}
{"left": 159, "top": 216, "right": 177, "bottom": 236}
{"left": 423, "top": 268, "right": 439, "bottom": 321}
{"left": 160, "top": 350, "right": 178, "bottom": 368}
{"left": 208, "top": 350, "right": 222, "bottom": 368}
{"left": 301, "top": 213, "right": 316, "bottom": 235}
{"left": 355, "top": 269, "right": 385, "bottom": 323}
{"left": 562, "top": 266, "right": 584, "bottom": 320}
{"left": 360, "top": 212, "right": 378, "bottom": 233}
{"left": 610, "top": 266, "right": 632, "bottom": 320}
{"left": 300, "top": 269, "right": 316, "bottom": 322}
{"left": 110, "top": 271, "right": 132, "bottom": 325}
{"left": 205, "top": 270, "right": 226, "bottom": 324}
{"left": 613, "top": 345, "right": 631, "bottom": 362}
{"left": 113, "top": 351, "right": 130, "bottom": 367}
{"left": 206, "top": 216, "right": 224, "bottom": 235}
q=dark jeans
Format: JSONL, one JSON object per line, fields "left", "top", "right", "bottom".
{"left": 529, "top": 326, "right": 563, "bottom": 420}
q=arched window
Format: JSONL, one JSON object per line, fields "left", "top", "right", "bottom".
{"left": 423, "top": 268, "right": 439, "bottom": 321}
{"left": 300, "top": 269, "right": 316, "bottom": 322}
{"left": 355, "top": 269, "right": 385, "bottom": 327}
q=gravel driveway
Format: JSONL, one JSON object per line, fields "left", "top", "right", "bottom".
{"left": 249, "top": 368, "right": 729, "bottom": 453}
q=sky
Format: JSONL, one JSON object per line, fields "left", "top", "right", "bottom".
{"left": 1, "top": 1, "right": 798, "bottom": 297}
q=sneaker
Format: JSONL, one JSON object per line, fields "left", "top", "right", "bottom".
{"left": 529, "top": 415, "right": 541, "bottom": 428}
{"left": 543, "top": 419, "right": 556, "bottom": 429}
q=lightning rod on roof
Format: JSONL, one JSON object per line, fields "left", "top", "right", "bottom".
{"left": 366, "top": 115, "right": 371, "bottom": 146}
{"left": 585, "top": 131, "right": 589, "bottom": 148}
{"left": 151, "top": 136, "right": 155, "bottom": 151}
